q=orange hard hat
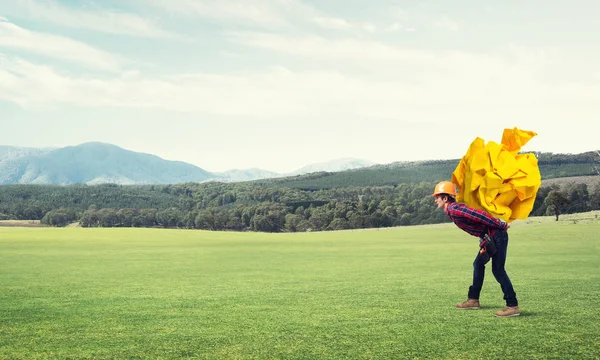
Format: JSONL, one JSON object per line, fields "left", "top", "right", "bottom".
{"left": 432, "top": 181, "right": 457, "bottom": 197}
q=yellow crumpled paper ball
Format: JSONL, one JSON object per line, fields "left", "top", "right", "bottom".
{"left": 451, "top": 127, "right": 542, "bottom": 222}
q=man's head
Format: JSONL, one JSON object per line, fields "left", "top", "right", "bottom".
{"left": 433, "top": 181, "right": 457, "bottom": 210}
{"left": 434, "top": 193, "right": 456, "bottom": 209}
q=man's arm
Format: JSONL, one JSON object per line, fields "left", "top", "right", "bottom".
{"left": 456, "top": 206, "right": 509, "bottom": 230}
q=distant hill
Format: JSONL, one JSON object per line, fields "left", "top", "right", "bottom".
{"left": 0, "top": 142, "right": 214, "bottom": 185}
{"left": 288, "top": 158, "right": 377, "bottom": 175}
{"left": 1, "top": 143, "right": 597, "bottom": 186}
{"left": 214, "top": 158, "right": 377, "bottom": 182}
{"left": 214, "top": 168, "right": 282, "bottom": 182}
{"left": 254, "top": 151, "right": 600, "bottom": 189}
{"left": 541, "top": 175, "right": 600, "bottom": 189}
{"left": 0, "top": 146, "right": 52, "bottom": 161}
{"left": 253, "top": 159, "right": 458, "bottom": 189}
{"left": 0, "top": 144, "right": 378, "bottom": 185}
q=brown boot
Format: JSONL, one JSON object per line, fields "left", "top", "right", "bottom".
{"left": 494, "top": 306, "right": 520, "bottom": 317}
{"left": 456, "top": 299, "right": 480, "bottom": 309}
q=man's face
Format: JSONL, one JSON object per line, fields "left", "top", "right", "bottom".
{"left": 434, "top": 195, "right": 445, "bottom": 209}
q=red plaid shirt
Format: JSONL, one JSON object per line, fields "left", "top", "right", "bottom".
{"left": 445, "top": 202, "right": 508, "bottom": 238}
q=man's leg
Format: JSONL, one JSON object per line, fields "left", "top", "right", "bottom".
{"left": 468, "top": 251, "right": 490, "bottom": 300}
{"left": 457, "top": 251, "right": 489, "bottom": 309}
{"left": 491, "top": 230, "right": 518, "bottom": 307}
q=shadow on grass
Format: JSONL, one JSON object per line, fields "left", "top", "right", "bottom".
{"left": 453, "top": 305, "right": 537, "bottom": 317}
{"left": 481, "top": 305, "right": 537, "bottom": 317}
{"left": 517, "top": 311, "right": 536, "bottom": 317}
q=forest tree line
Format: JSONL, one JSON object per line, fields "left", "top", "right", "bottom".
{"left": 1, "top": 179, "right": 599, "bottom": 231}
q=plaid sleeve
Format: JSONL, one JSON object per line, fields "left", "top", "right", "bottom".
{"left": 457, "top": 206, "right": 507, "bottom": 230}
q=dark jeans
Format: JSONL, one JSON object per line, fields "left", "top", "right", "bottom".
{"left": 467, "top": 229, "right": 518, "bottom": 307}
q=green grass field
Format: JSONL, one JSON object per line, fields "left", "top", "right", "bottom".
{"left": 1, "top": 212, "right": 599, "bottom": 359}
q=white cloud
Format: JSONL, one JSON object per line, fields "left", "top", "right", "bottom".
{"left": 1, "top": 46, "right": 598, "bottom": 125}
{"left": 225, "top": 32, "right": 569, "bottom": 90}
{"left": 388, "top": 6, "right": 459, "bottom": 33}
{"left": 1, "top": 43, "right": 598, "bottom": 168}
{"left": 384, "top": 22, "right": 402, "bottom": 32}
{"left": 361, "top": 23, "right": 376, "bottom": 32}
{"left": 312, "top": 17, "right": 351, "bottom": 30}
{"left": 6, "top": 0, "right": 182, "bottom": 39}
{"left": 145, "top": 0, "right": 316, "bottom": 29}
{"left": 434, "top": 15, "right": 460, "bottom": 31}
{"left": 311, "top": 17, "right": 411, "bottom": 34}
{"left": 0, "top": 55, "right": 303, "bottom": 114}
{"left": 143, "top": 0, "right": 402, "bottom": 35}
{"left": 0, "top": 20, "right": 122, "bottom": 71}
{"left": 227, "top": 31, "right": 438, "bottom": 63}
{"left": 359, "top": 21, "right": 413, "bottom": 33}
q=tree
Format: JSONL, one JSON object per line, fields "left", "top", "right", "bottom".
{"left": 332, "top": 202, "right": 352, "bottom": 219}
{"left": 381, "top": 205, "right": 396, "bottom": 227}
{"left": 252, "top": 214, "right": 277, "bottom": 232}
{"left": 591, "top": 185, "right": 600, "bottom": 210}
{"left": 544, "top": 190, "right": 569, "bottom": 221}
{"left": 565, "top": 183, "right": 590, "bottom": 213}
{"left": 225, "top": 214, "right": 246, "bottom": 231}
{"left": 156, "top": 208, "right": 183, "bottom": 228}
{"left": 367, "top": 199, "right": 379, "bottom": 214}
{"left": 309, "top": 207, "right": 333, "bottom": 231}
{"left": 23, "top": 205, "right": 44, "bottom": 220}
{"left": 241, "top": 207, "right": 255, "bottom": 227}
{"left": 182, "top": 210, "right": 199, "bottom": 229}
{"left": 328, "top": 218, "right": 350, "bottom": 230}
{"left": 364, "top": 211, "right": 383, "bottom": 228}
{"left": 284, "top": 214, "right": 303, "bottom": 232}
{"left": 295, "top": 219, "right": 312, "bottom": 232}
{"left": 397, "top": 213, "right": 412, "bottom": 226}
{"left": 294, "top": 206, "right": 306, "bottom": 218}
{"left": 116, "top": 208, "right": 138, "bottom": 227}
{"left": 138, "top": 209, "right": 157, "bottom": 227}
{"left": 195, "top": 210, "right": 216, "bottom": 230}
{"left": 80, "top": 208, "right": 99, "bottom": 227}
{"left": 531, "top": 186, "right": 556, "bottom": 216}
{"left": 41, "top": 208, "right": 78, "bottom": 227}
{"left": 97, "top": 208, "right": 119, "bottom": 227}
{"left": 347, "top": 211, "right": 365, "bottom": 229}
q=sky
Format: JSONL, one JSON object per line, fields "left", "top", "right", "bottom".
{"left": 1, "top": 0, "right": 599, "bottom": 173}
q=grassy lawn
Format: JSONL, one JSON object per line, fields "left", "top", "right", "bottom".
{"left": 1, "top": 213, "right": 599, "bottom": 359}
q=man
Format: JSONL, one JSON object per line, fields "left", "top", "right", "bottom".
{"left": 433, "top": 181, "right": 520, "bottom": 317}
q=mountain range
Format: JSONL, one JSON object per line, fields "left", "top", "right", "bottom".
{"left": 0, "top": 143, "right": 376, "bottom": 185}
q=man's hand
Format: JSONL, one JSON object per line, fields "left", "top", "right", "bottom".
{"left": 480, "top": 233, "right": 498, "bottom": 256}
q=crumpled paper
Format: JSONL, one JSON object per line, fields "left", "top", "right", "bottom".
{"left": 451, "top": 127, "right": 542, "bottom": 222}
